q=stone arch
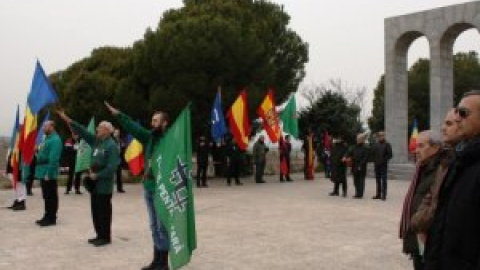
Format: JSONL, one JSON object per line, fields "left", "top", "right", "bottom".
{"left": 385, "top": 1, "right": 480, "bottom": 164}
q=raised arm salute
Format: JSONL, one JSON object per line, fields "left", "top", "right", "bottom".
{"left": 57, "top": 110, "right": 119, "bottom": 247}
{"left": 105, "top": 101, "right": 170, "bottom": 270}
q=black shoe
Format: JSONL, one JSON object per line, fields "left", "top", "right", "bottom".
{"left": 65, "top": 190, "right": 70, "bottom": 195}
{"left": 201, "top": 184, "right": 208, "bottom": 188}
{"left": 88, "top": 237, "right": 99, "bottom": 244}
{"left": 35, "top": 217, "right": 46, "bottom": 225}
{"left": 38, "top": 219, "right": 56, "bottom": 227}
{"left": 227, "top": 182, "right": 231, "bottom": 186}
{"left": 92, "top": 238, "right": 111, "bottom": 247}
{"left": 329, "top": 192, "right": 339, "bottom": 196}
{"left": 372, "top": 196, "right": 381, "bottom": 200}
{"left": 286, "top": 178, "right": 293, "bottom": 182}
{"left": 256, "top": 180, "right": 266, "bottom": 184}
{"left": 235, "top": 182, "right": 243, "bottom": 186}
{"left": 352, "top": 195, "right": 362, "bottom": 199}
{"left": 117, "top": 189, "right": 125, "bottom": 193}
{"left": 342, "top": 193, "right": 347, "bottom": 197}
{"left": 12, "top": 200, "right": 26, "bottom": 211}
{"left": 7, "top": 200, "right": 18, "bottom": 209}
{"left": 381, "top": 196, "right": 386, "bottom": 201}
{"left": 27, "top": 192, "right": 33, "bottom": 196}
{"left": 75, "top": 190, "right": 83, "bottom": 195}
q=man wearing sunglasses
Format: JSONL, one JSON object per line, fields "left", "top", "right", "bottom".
{"left": 423, "top": 91, "right": 480, "bottom": 270}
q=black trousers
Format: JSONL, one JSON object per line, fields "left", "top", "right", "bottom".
{"left": 66, "top": 170, "right": 82, "bottom": 192}
{"left": 90, "top": 193, "right": 112, "bottom": 240}
{"left": 196, "top": 163, "right": 208, "bottom": 186}
{"left": 227, "top": 163, "right": 241, "bottom": 184}
{"left": 116, "top": 166, "right": 124, "bottom": 191}
{"left": 353, "top": 169, "right": 366, "bottom": 197}
{"left": 41, "top": 180, "right": 58, "bottom": 221}
{"left": 255, "top": 161, "right": 265, "bottom": 182}
{"left": 333, "top": 175, "right": 347, "bottom": 195}
{"left": 26, "top": 174, "right": 34, "bottom": 194}
{"left": 374, "top": 164, "right": 388, "bottom": 198}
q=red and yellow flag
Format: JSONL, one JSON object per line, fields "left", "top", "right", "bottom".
{"left": 227, "top": 90, "right": 250, "bottom": 151}
{"left": 10, "top": 107, "right": 22, "bottom": 188}
{"left": 257, "top": 89, "right": 282, "bottom": 143}
{"left": 22, "top": 106, "right": 38, "bottom": 165}
{"left": 124, "top": 134, "right": 144, "bottom": 176}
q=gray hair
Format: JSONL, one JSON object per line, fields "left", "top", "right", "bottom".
{"left": 419, "top": 130, "right": 442, "bottom": 146}
{"left": 99, "top": 121, "right": 114, "bottom": 134}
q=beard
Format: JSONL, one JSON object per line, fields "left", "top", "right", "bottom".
{"left": 152, "top": 127, "right": 164, "bottom": 137}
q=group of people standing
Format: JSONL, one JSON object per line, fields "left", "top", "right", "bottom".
{"left": 399, "top": 90, "right": 480, "bottom": 270}
{"left": 328, "top": 131, "right": 393, "bottom": 200}
{"left": 194, "top": 133, "right": 294, "bottom": 187}
{"left": 3, "top": 102, "right": 171, "bottom": 270}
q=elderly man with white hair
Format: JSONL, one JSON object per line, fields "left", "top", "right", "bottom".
{"left": 399, "top": 130, "right": 443, "bottom": 270}
{"left": 346, "top": 133, "right": 370, "bottom": 199}
{"left": 58, "top": 111, "right": 119, "bottom": 247}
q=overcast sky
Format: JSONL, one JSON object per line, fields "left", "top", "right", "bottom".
{"left": 1, "top": 0, "right": 479, "bottom": 136}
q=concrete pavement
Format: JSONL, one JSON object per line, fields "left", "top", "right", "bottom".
{"left": 0, "top": 174, "right": 412, "bottom": 270}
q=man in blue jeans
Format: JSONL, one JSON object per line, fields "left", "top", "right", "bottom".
{"left": 372, "top": 131, "right": 393, "bottom": 201}
{"left": 105, "top": 102, "right": 169, "bottom": 270}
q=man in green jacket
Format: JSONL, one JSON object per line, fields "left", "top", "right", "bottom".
{"left": 58, "top": 111, "right": 119, "bottom": 247}
{"left": 35, "top": 120, "right": 63, "bottom": 227}
{"left": 105, "top": 102, "right": 170, "bottom": 270}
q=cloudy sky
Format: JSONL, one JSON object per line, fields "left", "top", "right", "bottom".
{"left": 0, "top": 0, "right": 479, "bottom": 136}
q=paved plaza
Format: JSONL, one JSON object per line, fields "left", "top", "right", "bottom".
{"left": 0, "top": 173, "right": 412, "bottom": 270}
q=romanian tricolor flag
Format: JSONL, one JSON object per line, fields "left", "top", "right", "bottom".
{"left": 409, "top": 119, "right": 419, "bottom": 154}
{"left": 124, "top": 134, "right": 144, "bottom": 176}
{"left": 257, "top": 89, "right": 282, "bottom": 143}
{"left": 9, "top": 106, "right": 21, "bottom": 187}
{"left": 227, "top": 90, "right": 250, "bottom": 151}
{"left": 22, "top": 61, "right": 58, "bottom": 164}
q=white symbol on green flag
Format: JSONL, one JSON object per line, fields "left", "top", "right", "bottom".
{"left": 152, "top": 105, "right": 196, "bottom": 270}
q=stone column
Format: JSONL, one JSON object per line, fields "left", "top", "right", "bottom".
{"left": 385, "top": 36, "right": 409, "bottom": 164}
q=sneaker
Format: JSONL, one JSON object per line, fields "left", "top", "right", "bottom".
{"left": 7, "top": 200, "right": 18, "bottom": 209}
{"left": 12, "top": 201, "right": 26, "bottom": 211}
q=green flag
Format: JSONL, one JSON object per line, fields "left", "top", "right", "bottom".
{"left": 279, "top": 95, "right": 299, "bottom": 139}
{"left": 152, "top": 105, "right": 196, "bottom": 270}
{"left": 74, "top": 117, "right": 95, "bottom": 173}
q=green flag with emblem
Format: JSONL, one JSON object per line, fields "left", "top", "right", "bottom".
{"left": 152, "top": 105, "right": 196, "bottom": 269}
{"left": 75, "top": 117, "right": 95, "bottom": 173}
{"left": 279, "top": 94, "right": 299, "bottom": 139}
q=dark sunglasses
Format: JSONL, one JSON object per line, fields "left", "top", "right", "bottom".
{"left": 455, "top": 107, "right": 471, "bottom": 119}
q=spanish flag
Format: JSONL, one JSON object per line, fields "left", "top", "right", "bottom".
{"left": 124, "top": 134, "right": 144, "bottom": 176}
{"left": 257, "top": 89, "right": 282, "bottom": 143}
{"left": 22, "top": 106, "right": 38, "bottom": 164}
{"left": 409, "top": 119, "right": 419, "bottom": 154}
{"left": 227, "top": 90, "right": 250, "bottom": 151}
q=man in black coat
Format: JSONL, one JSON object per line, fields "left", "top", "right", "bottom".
{"left": 424, "top": 90, "right": 480, "bottom": 270}
{"left": 196, "top": 135, "right": 210, "bottom": 187}
{"left": 348, "top": 133, "right": 370, "bottom": 198}
{"left": 372, "top": 131, "right": 393, "bottom": 200}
